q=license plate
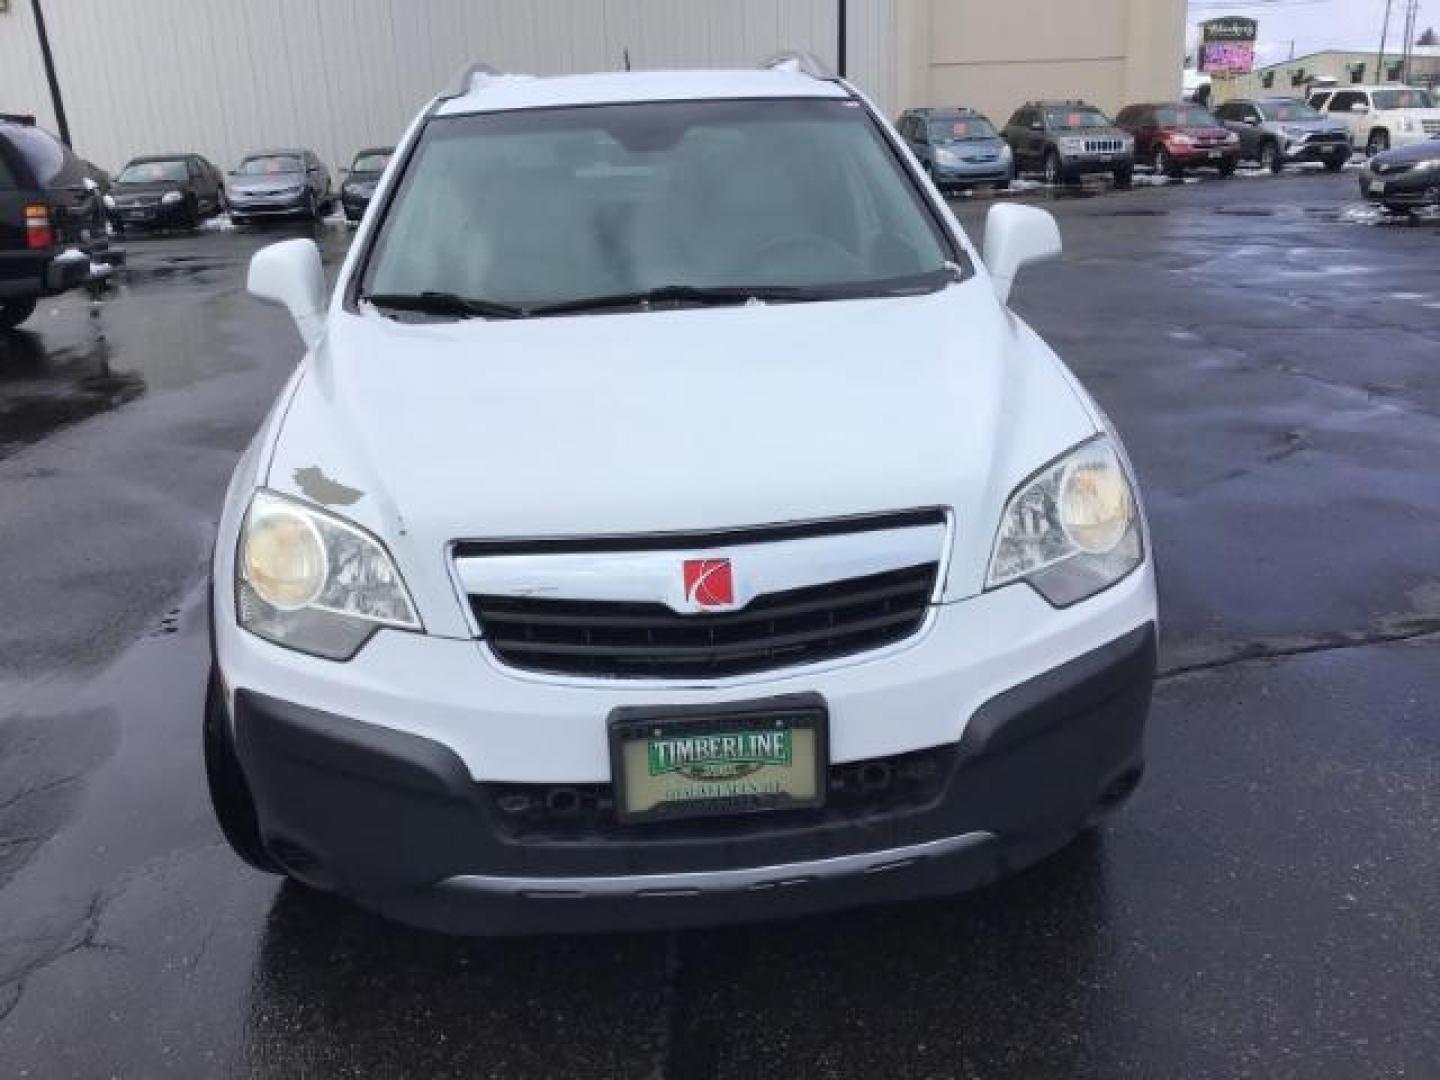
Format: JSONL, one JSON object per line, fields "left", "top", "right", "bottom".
{"left": 1371, "top": 180, "right": 1386, "bottom": 194}
{"left": 1209, "top": 150, "right": 1222, "bottom": 159}
{"left": 609, "top": 695, "right": 827, "bottom": 824}
{"left": 124, "top": 210, "right": 149, "bottom": 220}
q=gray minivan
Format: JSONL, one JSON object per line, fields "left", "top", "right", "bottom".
{"left": 897, "top": 107, "right": 1013, "bottom": 192}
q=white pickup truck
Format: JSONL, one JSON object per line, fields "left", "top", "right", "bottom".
{"left": 1308, "top": 85, "right": 1440, "bottom": 156}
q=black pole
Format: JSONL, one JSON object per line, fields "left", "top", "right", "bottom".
{"left": 837, "top": 0, "right": 847, "bottom": 78}
{"left": 29, "top": 0, "right": 71, "bottom": 146}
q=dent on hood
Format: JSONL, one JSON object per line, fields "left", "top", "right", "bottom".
{"left": 293, "top": 466, "right": 363, "bottom": 507}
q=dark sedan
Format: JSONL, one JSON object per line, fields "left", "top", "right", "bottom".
{"left": 105, "top": 154, "right": 225, "bottom": 232}
{"left": 340, "top": 147, "right": 393, "bottom": 222}
{"left": 1359, "top": 139, "right": 1440, "bottom": 212}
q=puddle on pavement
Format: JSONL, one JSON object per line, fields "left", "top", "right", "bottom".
{"left": 0, "top": 330, "right": 146, "bottom": 460}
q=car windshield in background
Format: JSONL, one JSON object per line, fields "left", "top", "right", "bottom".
{"left": 1258, "top": 102, "right": 1321, "bottom": 122}
{"left": 1373, "top": 88, "right": 1435, "bottom": 109}
{"left": 1045, "top": 108, "right": 1112, "bottom": 130}
{"left": 118, "top": 160, "right": 187, "bottom": 183}
{"left": 352, "top": 153, "right": 390, "bottom": 173}
{"left": 237, "top": 155, "right": 302, "bottom": 175}
{"left": 361, "top": 98, "right": 957, "bottom": 314}
{"left": 1156, "top": 106, "right": 1220, "bottom": 127}
{"left": 929, "top": 117, "right": 997, "bottom": 141}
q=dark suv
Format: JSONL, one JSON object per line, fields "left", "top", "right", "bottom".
{"left": 1002, "top": 101, "right": 1135, "bottom": 186}
{"left": 106, "top": 153, "right": 225, "bottom": 232}
{"left": 0, "top": 114, "right": 110, "bottom": 331}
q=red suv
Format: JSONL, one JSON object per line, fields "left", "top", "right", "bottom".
{"left": 1116, "top": 102, "right": 1240, "bottom": 178}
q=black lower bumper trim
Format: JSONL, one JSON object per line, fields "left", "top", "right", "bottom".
{"left": 230, "top": 622, "right": 1156, "bottom": 933}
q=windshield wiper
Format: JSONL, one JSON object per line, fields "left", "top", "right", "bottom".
{"left": 525, "top": 284, "right": 818, "bottom": 317}
{"left": 360, "top": 291, "right": 526, "bottom": 321}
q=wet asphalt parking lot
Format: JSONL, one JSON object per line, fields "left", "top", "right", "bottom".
{"left": 1, "top": 168, "right": 1438, "bottom": 1079}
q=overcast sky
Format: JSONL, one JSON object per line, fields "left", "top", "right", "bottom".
{"left": 1187, "top": 0, "right": 1433, "bottom": 64}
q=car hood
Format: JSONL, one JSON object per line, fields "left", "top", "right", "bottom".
{"left": 229, "top": 173, "right": 305, "bottom": 193}
{"left": 1058, "top": 127, "right": 1129, "bottom": 142}
{"left": 264, "top": 286, "right": 1099, "bottom": 628}
{"left": 1373, "top": 138, "right": 1440, "bottom": 165}
{"left": 935, "top": 137, "right": 1007, "bottom": 154}
{"left": 113, "top": 180, "right": 185, "bottom": 194}
{"left": 1266, "top": 117, "right": 1346, "bottom": 134}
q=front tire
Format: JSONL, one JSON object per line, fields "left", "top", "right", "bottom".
{"left": 1366, "top": 131, "right": 1389, "bottom": 158}
{"left": 1043, "top": 150, "right": 1067, "bottom": 186}
{"left": 0, "top": 297, "right": 38, "bottom": 331}
{"left": 1218, "top": 158, "right": 1238, "bottom": 177}
{"left": 1260, "top": 140, "right": 1283, "bottom": 174}
{"left": 204, "top": 672, "right": 283, "bottom": 874}
{"left": 1154, "top": 145, "right": 1180, "bottom": 178}
{"left": 1323, "top": 154, "right": 1347, "bottom": 173}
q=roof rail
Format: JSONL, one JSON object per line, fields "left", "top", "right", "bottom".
{"left": 449, "top": 62, "right": 504, "bottom": 98}
{"left": 760, "top": 50, "right": 836, "bottom": 81}
{"left": 0, "top": 113, "right": 37, "bottom": 126}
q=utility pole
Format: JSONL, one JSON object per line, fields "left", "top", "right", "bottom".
{"left": 28, "top": 0, "right": 70, "bottom": 145}
{"left": 1402, "top": 0, "right": 1419, "bottom": 82}
{"left": 1378, "top": 0, "right": 1395, "bottom": 77}
{"left": 836, "top": 0, "right": 847, "bottom": 78}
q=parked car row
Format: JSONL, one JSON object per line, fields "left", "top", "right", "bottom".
{"left": 900, "top": 87, "right": 1440, "bottom": 194}
{"left": 103, "top": 146, "right": 394, "bottom": 232}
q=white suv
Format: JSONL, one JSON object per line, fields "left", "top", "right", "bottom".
{"left": 1308, "top": 84, "right": 1440, "bottom": 156}
{"left": 207, "top": 54, "right": 1157, "bottom": 934}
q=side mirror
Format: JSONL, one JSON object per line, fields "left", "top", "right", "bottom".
{"left": 983, "top": 203, "right": 1061, "bottom": 306}
{"left": 248, "top": 239, "right": 326, "bottom": 348}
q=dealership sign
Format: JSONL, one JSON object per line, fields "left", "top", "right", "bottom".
{"left": 1199, "top": 17, "right": 1258, "bottom": 74}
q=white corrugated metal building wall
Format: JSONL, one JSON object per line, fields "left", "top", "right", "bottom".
{"left": 0, "top": 0, "right": 894, "bottom": 173}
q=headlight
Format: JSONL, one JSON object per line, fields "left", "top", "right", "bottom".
{"left": 1283, "top": 126, "right": 1309, "bottom": 141}
{"left": 1171, "top": 133, "right": 1195, "bottom": 146}
{"left": 1414, "top": 158, "right": 1440, "bottom": 172}
{"left": 999, "top": 143, "right": 1013, "bottom": 161}
{"left": 103, "top": 194, "right": 116, "bottom": 209}
{"left": 236, "top": 490, "right": 422, "bottom": 660}
{"left": 160, "top": 190, "right": 184, "bottom": 205}
{"left": 933, "top": 147, "right": 961, "bottom": 166}
{"left": 986, "top": 437, "right": 1143, "bottom": 607}
{"left": 1059, "top": 137, "right": 1086, "bottom": 154}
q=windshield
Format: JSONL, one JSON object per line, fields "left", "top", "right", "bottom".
{"left": 1045, "top": 108, "right": 1112, "bottom": 130}
{"left": 1373, "top": 88, "right": 1435, "bottom": 109}
{"left": 352, "top": 153, "right": 390, "bottom": 173}
{"left": 237, "top": 155, "right": 302, "bottom": 175}
{"left": 118, "top": 159, "right": 187, "bottom": 183}
{"left": 1258, "top": 101, "right": 1321, "bottom": 122}
{"left": 929, "top": 117, "right": 997, "bottom": 141}
{"left": 1155, "top": 106, "right": 1221, "bottom": 128}
{"left": 361, "top": 98, "right": 957, "bottom": 311}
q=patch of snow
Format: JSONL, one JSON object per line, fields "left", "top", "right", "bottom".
{"left": 201, "top": 213, "right": 236, "bottom": 232}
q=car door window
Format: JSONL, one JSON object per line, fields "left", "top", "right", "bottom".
{"left": 1309, "top": 92, "right": 1332, "bottom": 110}
{"left": 0, "top": 150, "right": 16, "bottom": 189}
{"left": 4, "top": 124, "right": 66, "bottom": 185}
{"left": 1328, "top": 91, "right": 1362, "bottom": 113}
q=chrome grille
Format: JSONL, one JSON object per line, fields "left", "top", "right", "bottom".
{"left": 1084, "top": 139, "right": 1124, "bottom": 154}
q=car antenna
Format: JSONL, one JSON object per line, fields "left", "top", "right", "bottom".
{"left": 623, "top": 47, "right": 632, "bottom": 72}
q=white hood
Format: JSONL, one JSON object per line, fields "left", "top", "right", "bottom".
{"left": 265, "top": 283, "right": 1097, "bottom": 635}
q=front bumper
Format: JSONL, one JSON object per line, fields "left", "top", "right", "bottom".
{"left": 107, "top": 201, "right": 189, "bottom": 228}
{"left": 1059, "top": 152, "right": 1135, "bottom": 175}
{"left": 1283, "top": 139, "right": 1351, "bottom": 162}
{"left": 216, "top": 562, "right": 1157, "bottom": 932}
{"left": 227, "top": 192, "right": 311, "bottom": 219}
{"left": 1167, "top": 144, "right": 1240, "bottom": 165}
{"left": 1360, "top": 168, "right": 1440, "bottom": 206}
{"left": 932, "top": 160, "right": 1012, "bottom": 185}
